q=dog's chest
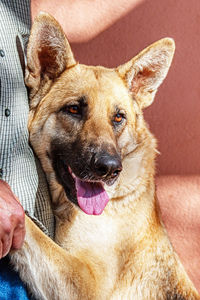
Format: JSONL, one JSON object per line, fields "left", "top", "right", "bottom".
{"left": 55, "top": 212, "right": 121, "bottom": 291}
{"left": 56, "top": 213, "right": 119, "bottom": 255}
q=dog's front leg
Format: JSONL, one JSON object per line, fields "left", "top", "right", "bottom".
{"left": 9, "top": 216, "right": 98, "bottom": 300}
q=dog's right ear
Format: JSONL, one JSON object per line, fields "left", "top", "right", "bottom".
{"left": 25, "top": 12, "right": 76, "bottom": 102}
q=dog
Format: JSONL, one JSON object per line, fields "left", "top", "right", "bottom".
{"left": 10, "top": 12, "right": 200, "bottom": 300}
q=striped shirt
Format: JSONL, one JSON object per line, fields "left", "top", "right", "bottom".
{"left": 0, "top": 0, "right": 54, "bottom": 238}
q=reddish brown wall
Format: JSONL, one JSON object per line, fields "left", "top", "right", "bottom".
{"left": 71, "top": 0, "right": 200, "bottom": 175}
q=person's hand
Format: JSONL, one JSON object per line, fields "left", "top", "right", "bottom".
{"left": 0, "top": 180, "right": 25, "bottom": 258}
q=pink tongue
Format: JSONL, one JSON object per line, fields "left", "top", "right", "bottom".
{"left": 75, "top": 177, "right": 109, "bottom": 215}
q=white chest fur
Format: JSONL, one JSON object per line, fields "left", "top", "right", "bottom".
{"left": 56, "top": 212, "right": 119, "bottom": 256}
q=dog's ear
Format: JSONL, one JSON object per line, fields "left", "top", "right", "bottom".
{"left": 117, "top": 38, "right": 175, "bottom": 109}
{"left": 25, "top": 12, "right": 76, "bottom": 95}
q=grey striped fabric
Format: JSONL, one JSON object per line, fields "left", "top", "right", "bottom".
{"left": 0, "top": 0, "right": 55, "bottom": 238}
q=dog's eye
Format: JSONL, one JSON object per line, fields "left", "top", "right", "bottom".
{"left": 68, "top": 105, "right": 79, "bottom": 114}
{"left": 64, "top": 105, "right": 82, "bottom": 118}
{"left": 113, "top": 113, "right": 124, "bottom": 124}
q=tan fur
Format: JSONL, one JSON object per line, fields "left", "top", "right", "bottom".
{"left": 10, "top": 13, "right": 200, "bottom": 300}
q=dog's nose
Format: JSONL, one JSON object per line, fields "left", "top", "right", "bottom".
{"left": 92, "top": 153, "right": 122, "bottom": 179}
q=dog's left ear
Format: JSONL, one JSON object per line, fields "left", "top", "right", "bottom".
{"left": 25, "top": 12, "right": 76, "bottom": 96}
{"left": 117, "top": 38, "right": 175, "bottom": 109}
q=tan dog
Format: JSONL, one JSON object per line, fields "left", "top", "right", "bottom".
{"left": 10, "top": 13, "right": 200, "bottom": 300}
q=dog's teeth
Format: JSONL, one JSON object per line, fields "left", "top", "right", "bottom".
{"left": 68, "top": 166, "right": 74, "bottom": 177}
{"left": 68, "top": 166, "right": 77, "bottom": 179}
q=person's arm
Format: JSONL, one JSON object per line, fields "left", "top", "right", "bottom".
{"left": 0, "top": 180, "right": 25, "bottom": 258}
{"left": 31, "top": 0, "right": 144, "bottom": 43}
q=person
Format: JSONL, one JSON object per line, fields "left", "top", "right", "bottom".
{"left": 0, "top": 1, "right": 54, "bottom": 298}
{"left": 0, "top": 0, "right": 139, "bottom": 298}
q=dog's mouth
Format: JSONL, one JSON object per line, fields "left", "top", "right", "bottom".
{"left": 55, "top": 160, "right": 111, "bottom": 215}
{"left": 69, "top": 167, "right": 110, "bottom": 215}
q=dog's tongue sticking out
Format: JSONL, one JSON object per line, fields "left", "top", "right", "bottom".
{"left": 75, "top": 177, "right": 109, "bottom": 215}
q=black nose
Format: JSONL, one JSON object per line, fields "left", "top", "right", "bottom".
{"left": 92, "top": 153, "right": 122, "bottom": 179}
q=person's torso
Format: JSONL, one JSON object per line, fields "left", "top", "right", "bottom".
{"left": 0, "top": 0, "right": 54, "bottom": 238}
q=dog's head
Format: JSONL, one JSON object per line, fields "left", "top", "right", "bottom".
{"left": 26, "top": 13, "right": 175, "bottom": 215}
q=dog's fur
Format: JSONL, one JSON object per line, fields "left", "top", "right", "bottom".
{"left": 10, "top": 13, "right": 200, "bottom": 300}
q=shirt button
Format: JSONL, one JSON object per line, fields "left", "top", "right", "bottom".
{"left": 0, "top": 169, "right": 3, "bottom": 179}
{"left": 0, "top": 50, "right": 5, "bottom": 57}
{"left": 5, "top": 108, "right": 11, "bottom": 117}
